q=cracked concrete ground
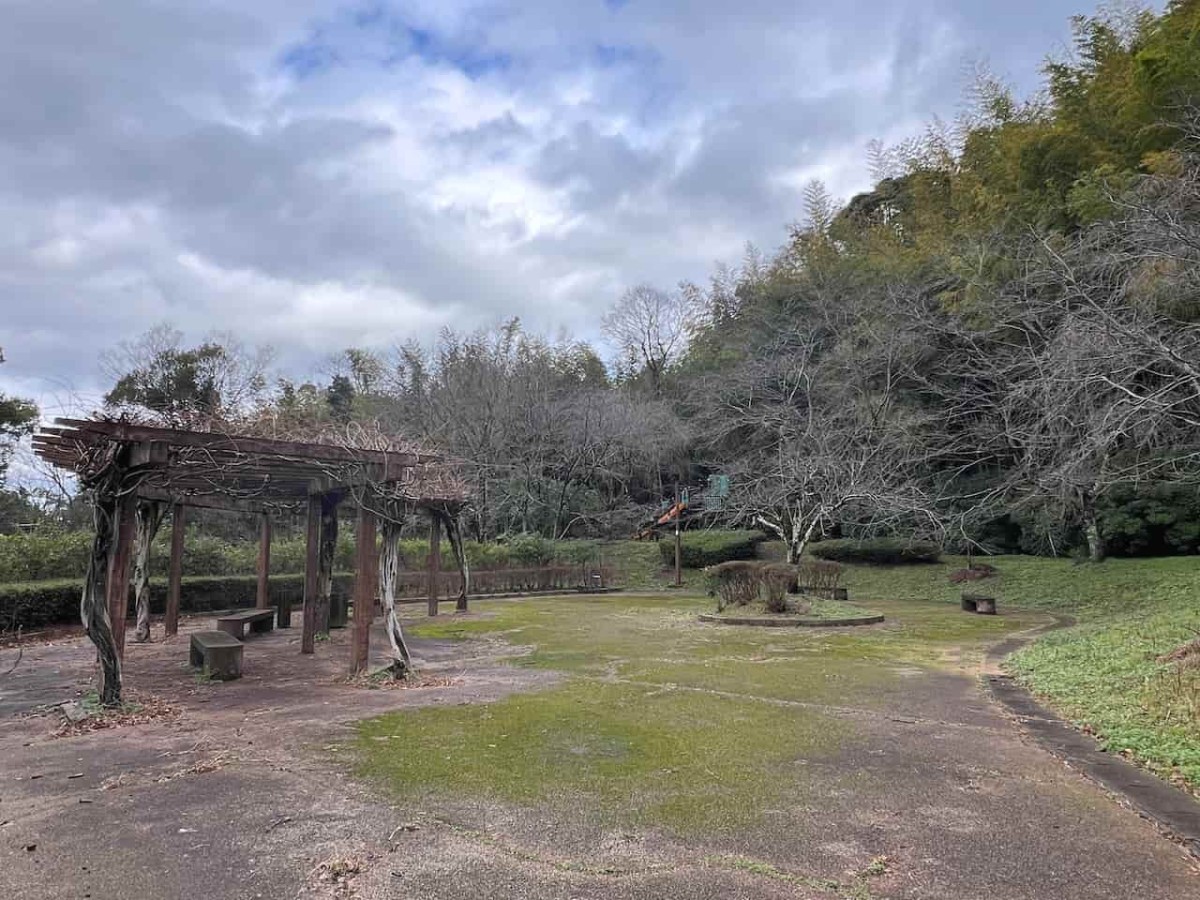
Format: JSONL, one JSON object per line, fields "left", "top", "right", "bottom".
{"left": 1, "top": 600, "right": 1198, "bottom": 899}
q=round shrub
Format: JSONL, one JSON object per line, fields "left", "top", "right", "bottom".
{"left": 660, "top": 530, "right": 767, "bottom": 568}
{"left": 759, "top": 563, "right": 797, "bottom": 612}
{"left": 704, "top": 560, "right": 763, "bottom": 611}
{"left": 794, "top": 559, "right": 844, "bottom": 594}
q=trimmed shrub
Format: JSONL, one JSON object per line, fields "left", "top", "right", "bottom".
{"left": 660, "top": 530, "right": 767, "bottom": 569}
{"left": 505, "top": 533, "right": 556, "bottom": 566}
{"left": 705, "top": 561, "right": 762, "bottom": 611}
{"left": 809, "top": 538, "right": 940, "bottom": 565}
{"left": 0, "top": 573, "right": 353, "bottom": 633}
{"left": 795, "top": 559, "right": 844, "bottom": 595}
{"left": 759, "top": 563, "right": 795, "bottom": 613}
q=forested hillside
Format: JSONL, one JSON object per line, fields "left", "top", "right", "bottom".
{"left": 7, "top": 2, "right": 1200, "bottom": 563}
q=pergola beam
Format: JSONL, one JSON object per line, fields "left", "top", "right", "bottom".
{"left": 136, "top": 487, "right": 286, "bottom": 516}
{"left": 52, "top": 417, "right": 433, "bottom": 467}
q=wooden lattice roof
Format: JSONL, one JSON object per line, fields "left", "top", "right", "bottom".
{"left": 33, "top": 417, "right": 468, "bottom": 514}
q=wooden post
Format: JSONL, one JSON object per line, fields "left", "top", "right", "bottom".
{"left": 256, "top": 514, "right": 272, "bottom": 610}
{"left": 427, "top": 514, "right": 441, "bottom": 616}
{"left": 164, "top": 503, "right": 185, "bottom": 637}
{"left": 673, "top": 484, "right": 683, "bottom": 588}
{"left": 350, "top": 506, "right": 378, "bottom": 675}
{"left": 107, "top": 494, "right": 137, "bottom": 659}
{"left": 301, "top": 495, "right": 321, "bottom": 654}
{"left": 316, "top": 493, "right": 340, "bottom": 633}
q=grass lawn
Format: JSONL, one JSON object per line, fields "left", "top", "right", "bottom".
{"left": 355, "top": 590, "right": 1044, "bottom": 841}
{"left": 354, "top": 547, "right": 1200, "bottom": 870}
{"left": 840, "top": 554, "right": 1200, "bottom": 791}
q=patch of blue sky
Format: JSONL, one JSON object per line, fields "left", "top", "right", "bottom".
{"left": 279, "top": 38, "right": 341, "bottom": 79}
{"left": 278, "top": 4, "right": 510, "bottom": 81}
{"left": 593, "top": 42, "right": 653, "bottom": 68}
{"left": 386, "top": 25, "right": 512, "bottom": 78}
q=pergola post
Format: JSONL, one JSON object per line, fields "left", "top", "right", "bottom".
{"left": 164, "top": 503, "right": 185, "bottom": 637}
{"left": 316, "top": 493, "right": 341, "bottom": 633}
{"left": 256, "top": 514, "right": 272, "bottom": 610}
{"left": 350, "top": 506, "right": 378, "bottom": 675}
{"left": 301, "top": 495, "right": 321, "bottom": 654}
{"left": 427, "top": 514, "right": 441, "bottom": 616}
{"left": 107, "top": 493, "right": 137, "bottom": 659}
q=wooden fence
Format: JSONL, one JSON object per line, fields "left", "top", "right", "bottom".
{"left": 393, "top": 564, "right": 615, "bottom": 599}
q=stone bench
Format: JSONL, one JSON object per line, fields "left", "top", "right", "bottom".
{"left": 216, "top": 608, "right": 276, "bottom": 641}
{"left": 961, "top": 593, "right": 997, "bottom": 615}
{"left": 190, "top": 630, "right": 244, "bottom": 680}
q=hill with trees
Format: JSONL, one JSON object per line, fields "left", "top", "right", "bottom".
{"left": 9, "top": 1, "right": 1200, "bottom": 563}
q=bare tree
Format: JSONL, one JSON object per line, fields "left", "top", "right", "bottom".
{"left": 602, "top": 284, "right": 696, "bottom": 395}
{"left": 701, "top": 293, "right": 943, "bottom": 562}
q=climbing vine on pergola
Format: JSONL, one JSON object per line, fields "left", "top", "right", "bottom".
{"left": 33, "top": 416, "right": 470, "bottom": 707}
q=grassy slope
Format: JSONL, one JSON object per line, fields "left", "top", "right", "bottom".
{"left": 356, "top": 591, "right": 1042, "bottom": 839}
{"left": 840, "top": 554, "right": 1200, "bottom": 789}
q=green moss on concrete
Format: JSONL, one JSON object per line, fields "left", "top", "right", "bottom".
{"left": 357, "top": 589, "right": 1043, "bottom": 834}
{"left": 357, "top": 678, "right": 847, "bottom": 834}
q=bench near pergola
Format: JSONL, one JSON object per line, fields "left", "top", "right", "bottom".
{"left": 32, "top": 416, "right": 470, "bottom": 707}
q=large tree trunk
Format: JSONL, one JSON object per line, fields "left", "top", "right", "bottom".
{"left": 83, "top": 496, "right": 122, "bottom": 707}
{"left": 787, "top": 518, "right": 821, "bottom": 565}
{"left": 316, "top": 493, "right": 340, "bottom": 634}
{"left": 1081, "top": 491, "right": 1106, "bottom": 562}
{"left": 1083, "top": 513, "right": 1106, "bottom": 562}
{"left": 379, "top": 516, "right": 413, "bottom": 676}
{"left": 132, "top": 500, "right": 165, "bottom": 643}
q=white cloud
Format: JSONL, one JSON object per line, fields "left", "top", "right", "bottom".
{"left": 0, "top": 0, "right": 1109, "bottom": 417}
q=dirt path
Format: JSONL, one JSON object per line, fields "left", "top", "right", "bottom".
{"left": 0, "top": 609, "right": 1198, "bottom": 899}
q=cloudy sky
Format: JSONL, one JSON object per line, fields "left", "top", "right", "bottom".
{"left": 0, "top": 0, "right": 1123, "bottom": 415}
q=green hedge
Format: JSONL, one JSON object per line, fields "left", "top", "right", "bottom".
{"left": 0, "top": 529, "right": 603, "bottom": 583}
{"left": 809, "top": 538, "right": 941, "bottom": 565}
{"left": 0, "top": 574, "right": 354, "bottom": 633}
{"left": 659, "top": 530, "right": 767, "bottom": 568}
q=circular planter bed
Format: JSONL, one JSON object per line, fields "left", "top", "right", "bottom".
{"left": 699, "top": 598, "right": 884, "bottom": 628}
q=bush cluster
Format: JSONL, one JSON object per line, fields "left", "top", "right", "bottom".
{"left": 704, "top": 560, "right": 828, "bottom": 613}
{"left": 0, "top": 529, "right": 607, "bottom": 584}
{"left": 659, "top": 530, "right": 766, "bottom": 569}
{"left": 0, "top": 574, "right": 354, "bottom": 633}
{"left": 794, "top": 559, "right": 844, "bottom": 593}
{"left": 809, "top": 538, "right": 940, "bottom": 565}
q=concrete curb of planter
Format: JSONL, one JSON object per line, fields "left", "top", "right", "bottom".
{"left": 698, "top": 612, "right": 885, "bottom": 628}
{"left": 987, "top": 614, "right": 1200, "bottom": 859}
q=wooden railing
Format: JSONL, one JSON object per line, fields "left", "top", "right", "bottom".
{"left": 393, "top": 564, "right": 615, "bottom": 599}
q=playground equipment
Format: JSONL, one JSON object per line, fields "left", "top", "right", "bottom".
{"left": 633, "top": 475, "right": 731, "bottom": 541}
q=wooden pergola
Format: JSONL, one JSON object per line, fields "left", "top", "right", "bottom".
{"left": 33, "top": 416, "right": 470, "bottom": 706}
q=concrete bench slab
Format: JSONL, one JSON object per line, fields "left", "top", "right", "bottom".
{"left": 216, "top": 608, "right": 276, "bottom": 641}
{"left": 190, "top": 630, "right": 244, "bottom": 680}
